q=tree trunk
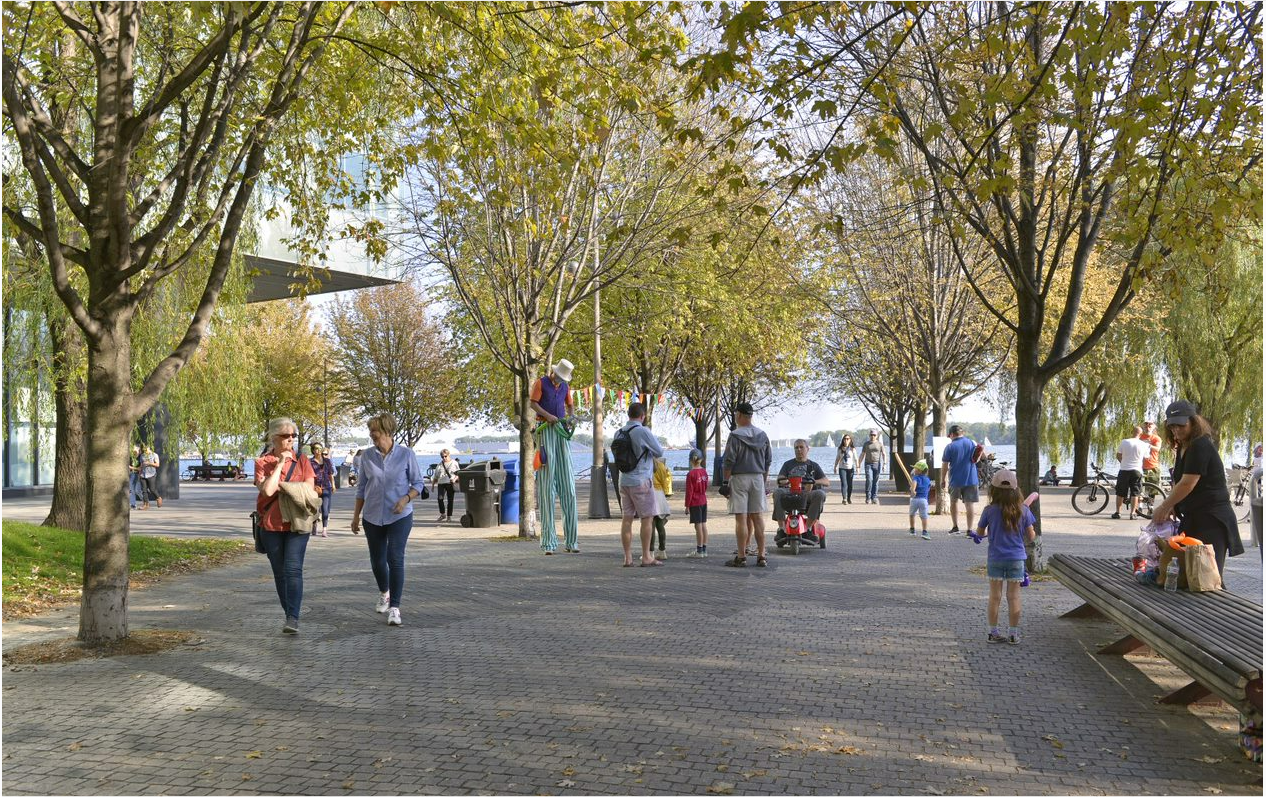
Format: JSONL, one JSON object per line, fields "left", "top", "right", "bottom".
{"left": 515, "top": 371, "right": 538, "bottom": 539}
{"left": 694, "top": 415, "right": 709, "bottom": 454}
{"left": 1014, "top": 354, "right": 1047, "bottom": 573}
{"left": 911, "top": 399, "right": 927, "bottom": 462}
{"left": 79, "top": 322, "right": 135, "bottom": 643}
{"left": 1070, "top": 433, "right": 1091, "bottom": 487}
{"left": 931, "top": 390, "right": 948, "bottom": 515}
{"left": 43, "top": 315, "right": 88, "bottom": 532}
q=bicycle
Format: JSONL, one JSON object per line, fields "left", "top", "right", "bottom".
{"left": 1230, "top": 464, "right": 1253, "bottom": 523}
{"left": 1071, "top": 463, "right": 1166, "bottom": 519}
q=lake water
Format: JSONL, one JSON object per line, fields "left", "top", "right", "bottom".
{"left": 182, "top": 443, "right": 1072, "bottom": 482}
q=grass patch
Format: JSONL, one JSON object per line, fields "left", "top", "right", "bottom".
{"left": 967, "top": 564, "right": 1056, "bottom": 582}
{"left": 2, "top": 520, "right": 249, "bottom": 619}
{"left": 488, "top": 534, "right": 534, "bottom": 542}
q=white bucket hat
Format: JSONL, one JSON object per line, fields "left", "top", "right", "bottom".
{"left": 551, "top": 359, "right": 574, "bottom": 382}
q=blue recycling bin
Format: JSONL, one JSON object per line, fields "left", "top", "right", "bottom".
{"left": 501, "top": 459, "right": 520, "bottom": 525}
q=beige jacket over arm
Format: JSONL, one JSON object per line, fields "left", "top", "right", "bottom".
{"left": 277, "top": 481, "right": 321, "bottom": 533}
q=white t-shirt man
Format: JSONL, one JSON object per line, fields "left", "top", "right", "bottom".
{"left": 1117, "top": 437, "right": 1150, "bottom": 472}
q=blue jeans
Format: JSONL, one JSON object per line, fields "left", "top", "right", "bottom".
{"left": 129, "top": 473, "right": 141, "bottom": 507}
{"left": 363, "top": 514, "right": 413, "bottom": 608}
{"left": 839, "top": 468, "right": 854, "bottom": 501}
{"left": 261, "top": 531, "right": 309, "bottom": 620}
{"left": 864, "top": 463, "right": 881, "bottom": 502}
{"left": 319, "top": 491, "right": 332, "bottom": 528}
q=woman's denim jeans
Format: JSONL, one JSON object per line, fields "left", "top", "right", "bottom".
{"left": 839, "top": 468, "right": 854, "bottom": 501}
{"left": 261, "top": 531, "right": 309, "bottom": 620}
{"left": 363, "top": 514, "right": 413, "bottom": 608}
{"left": 319, "top": 491, "right": 332, "bottom": 528}
{"left": 864, "top": 463, "right": 881, "bottom": 502}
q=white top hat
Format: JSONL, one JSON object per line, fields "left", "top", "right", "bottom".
{"left": 551, "top": 359, "right": 575, "bottom": 382}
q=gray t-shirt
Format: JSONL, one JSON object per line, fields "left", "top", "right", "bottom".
{"left": 861, "top": 440, "right": 884, "bottom": 465}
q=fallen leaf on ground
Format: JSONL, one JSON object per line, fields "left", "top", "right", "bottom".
{"left": 716, "top": 765, "right": 728, "bottom": 772}
{"left": 67, "top": 742, "right": 81, "bottom": 751}
{"left": 1204, "top": 789, "right": 1222, "bottom": 795}
{"left": 707, "top": 782, "right": 734, "bottom": 794}
{"left": 1195, "top": 755, "right": 1225, "bottom": 764}
{"left": 561, "top": 766, "right": 575, "bottom": 777}
{"left": 557, "top": 779, "right": 576, "bottom": 788}
{"left": 245, "top": 751, "right": 262, "bottom": 759}
{"left": 837, "top": 746, "right": 862, "bottom": 755}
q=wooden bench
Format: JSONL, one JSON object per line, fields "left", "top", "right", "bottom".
{"left": 1048, "top": 554, "right": 1262, "bottom": 717}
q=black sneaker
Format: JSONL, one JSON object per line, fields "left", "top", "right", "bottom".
{"left": 282, "top": 617, "right": 299, "bottom": 634}
{"left": 1110, "top": 512, "right": 1121, "bottom": 519}
{"left": 949, "top": 526, "right": 962, "bottom": 535}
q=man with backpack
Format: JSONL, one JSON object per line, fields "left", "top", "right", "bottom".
{"left": 940, "top": 424, "right": 980, "bottom": 535}
{"left": 612, "top": 402, "right": 664, "bottom": 567}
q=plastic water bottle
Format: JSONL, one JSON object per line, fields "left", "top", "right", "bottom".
{"left": 1165, "top": 558, "right": 1180, "bottom": 592}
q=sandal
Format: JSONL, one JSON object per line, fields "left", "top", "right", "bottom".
{"left": 725, "top": 556, "right": 747, "bottom": 568}
{"left": 756, "top": 556, "right": 767, "bottom": 567}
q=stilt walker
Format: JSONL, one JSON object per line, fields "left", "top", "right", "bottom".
{"left": 530, "top": 359, "right": 579, "bottom": 554}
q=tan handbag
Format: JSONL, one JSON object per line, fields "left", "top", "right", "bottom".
{"left": 1183, "top": 544, "right": 1223, "bottom": 591}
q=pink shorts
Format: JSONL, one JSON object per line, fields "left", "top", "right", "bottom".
{"left": 620, "top": 481, "right": 658, "bottom": 520}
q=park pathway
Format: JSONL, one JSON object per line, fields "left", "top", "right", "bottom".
{"left": 2, "top": 482, "right": 1262, "bottom": 795}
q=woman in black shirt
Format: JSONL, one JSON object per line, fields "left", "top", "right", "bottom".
{"left": 1152, "top": 400, "right": 1244, "bottom": 574}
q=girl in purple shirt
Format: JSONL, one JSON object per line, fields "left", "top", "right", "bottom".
{"left": 975, "top": 469, "right": 1036, "bottom": 645}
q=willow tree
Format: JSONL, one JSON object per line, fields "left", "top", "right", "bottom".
{"left": 1161, "top": 232, "right": 1264, "bottom": 451}
{"left": 0, "top": 2, "right": 385, "bottom": 641}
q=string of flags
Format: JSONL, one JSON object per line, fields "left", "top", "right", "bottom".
{"left": 566, "top": 383, "right": 710, "bottom": 421}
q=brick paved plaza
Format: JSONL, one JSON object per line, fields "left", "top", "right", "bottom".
{"left": 3, "top": 483, "right": 1262, "bottom": 795}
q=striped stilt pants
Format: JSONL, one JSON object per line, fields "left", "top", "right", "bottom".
{"left": 536, "top": 423, "right": 579, "bottom": 552}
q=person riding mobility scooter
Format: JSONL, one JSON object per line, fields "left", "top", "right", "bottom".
{"left": 772, "top": 440, "right": 829, "bottom": 554}
{"left": 775, "top": 476, "right": 828, "bottom": 554}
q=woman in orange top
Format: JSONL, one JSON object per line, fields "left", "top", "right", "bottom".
{"left": 255, "top": 417, "right": 315, "bottom": 634}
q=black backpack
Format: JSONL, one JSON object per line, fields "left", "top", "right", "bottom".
{"left": 611, "top": 426, "right": 647, "bottom": 473}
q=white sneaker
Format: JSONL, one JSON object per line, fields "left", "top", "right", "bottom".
{"left": 655, "top": 550, "right": 667, "bottom": 561}
{"left": 387, "top": 607, "right": 402, "bottom": 626}
{"left": 686, "top": 550, "right": 704, "bottom": 558}
{"left": 375, "top": 592, "right": 390, "bottom": 613}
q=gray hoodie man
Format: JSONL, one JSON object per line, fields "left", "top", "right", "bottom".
{"left": 724, "top": 422, "right": 772, "bottom": 476}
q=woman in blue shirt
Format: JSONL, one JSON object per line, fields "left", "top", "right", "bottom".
{"left": 350, "top": 414, "right": 425, "bottom": 627}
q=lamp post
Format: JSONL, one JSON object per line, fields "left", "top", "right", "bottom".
{"left": 322, "top": 358, "right": 330, "bottom": 450}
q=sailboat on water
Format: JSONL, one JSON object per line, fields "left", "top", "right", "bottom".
{"left": 982, "top": 436, "right": 992, "bottom": 447}
{"left": 825, "top": 434, "right": 835, "bottom": 448}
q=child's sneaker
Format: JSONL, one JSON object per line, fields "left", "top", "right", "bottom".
{"left": 987, "top": 632, "right": 1007, "bottom": 644}
{"left": 909, "top": 528, "right": 916, "bottom": 535}
{"left": 1008, "top": 633, "right": 1020, "bottom": 645}
{"left": 921, "top": 531, "right": 931, "bottom": 540}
